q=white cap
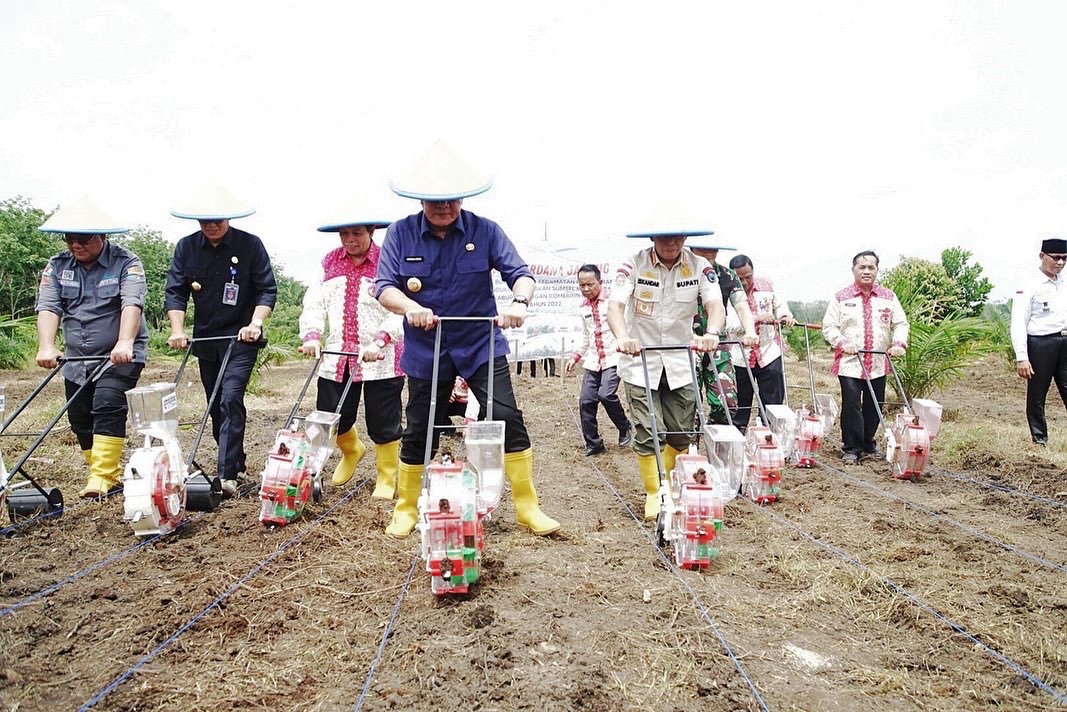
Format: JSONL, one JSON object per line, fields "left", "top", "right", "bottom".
{"left": 389, "top": 140, "right": 492, "bottom": 201}
{"left": 38, "top": 195, "right": 127, "bottom": 234}
{"left": 170, "top": 178, "right": 255, "bottom": 220}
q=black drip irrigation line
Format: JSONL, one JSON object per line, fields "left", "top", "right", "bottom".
{"left": 926, "top": 464, "right": 1067, "bottom": 510}
{"left": 353, "top": 553, "right": 420, "bottom": 711}
{"left": 568, "top": 410, "right": 770, "bottom": 712}
{"left": 0, "top": 480, "right": 259, "bottom": 619}
{"left": 818, "top": 462, "right": 1067, "bottom": 574}
{"left": 747, "top": 499, "right": 1067, "bottom": 705}
{"left": 78, "top": 475, "right": 372, "bottom": 711}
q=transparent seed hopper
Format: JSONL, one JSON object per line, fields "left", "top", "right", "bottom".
{"left": 464, "top": 420, "right": 504, "bottom": 514}
{"left": 123, "top": 383, "right": 186, "bottom": 536}
{"left": 793, "top": 406, "right": 823, "bottom": 468}
{"left": 702, "top": 424, "right": 745, "bottom": 502}
{"left": 420, "top": 454, "right": 484, "bottom": 595}
{"left": 127, "top": 382, "right": 180, "bottom": 441}
{"left": 259, "top": 411, "right": 340, "bottom": 527}
{"left": 764, "top": 404, "right": 797, "bottom": 463}
{"left": 665, "top": 453, "right": 724, "bottom": 570}
{"left": 814, "top": 393, "right": 838, "bottom": 436}
{"left": 745, "top": 424, "right": 783, "bottom": 504}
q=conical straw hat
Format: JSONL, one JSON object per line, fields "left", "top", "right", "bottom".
{"left": 317, "top": 194, "right": 393, "bottom": 232}
{"left": 684, "top": 237, "right": 735, "bottom": 251}
{"left": 170, "top": 178, "right": 255, "bottom": 220}
{"left": 389, "top": 140, "right": 492, "bottom": 201}
{"left": 38, "top": 195, "right": 127, "bottom": 234}
{"left": 625, "top": 198, "right": 714, "bottom": 238}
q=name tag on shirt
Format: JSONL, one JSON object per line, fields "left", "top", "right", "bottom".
{"left": 223, "top": 282, "right": 239, "bottom": 305}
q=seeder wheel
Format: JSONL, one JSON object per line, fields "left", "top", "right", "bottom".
{"left": 311, "top": 476, "right": 323, "bottom": 503}
{"left": 6, "top": 486, "right": 63, "bottom": 522}
{"left": 185, "top": 472, "right": 223, "bottom": 512}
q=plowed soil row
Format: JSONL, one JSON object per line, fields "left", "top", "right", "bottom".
{"left": 0, "top": 357, "right": 1064, "bottom": 710}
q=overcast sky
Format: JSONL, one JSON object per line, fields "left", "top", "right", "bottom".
{"left": 3, "top": 1, "right": 1065, "bottom": 302}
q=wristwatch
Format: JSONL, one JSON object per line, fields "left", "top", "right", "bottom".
{"left": 373, "top": 337, "right": 387, "bottom": 349}
{"left": 250, "top": 318, "right": 264, "bottom": 329}
{"left": 512, "top": 295, "right": 530, "bottom": 306}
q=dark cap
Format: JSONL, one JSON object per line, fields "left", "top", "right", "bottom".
{"left": 1042, "top": 238, "right": 1067, "bottom": 254}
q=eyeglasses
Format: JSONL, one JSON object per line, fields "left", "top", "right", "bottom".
{"left": 198, "top": 219, "right": 226, "bottom": 226}
{"left": 63, "top": 234, "right": 100, "bottom": 245}
{"left": 1044, "top": 253, "right": 1067, "bottom": 262}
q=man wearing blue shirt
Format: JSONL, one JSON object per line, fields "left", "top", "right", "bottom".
{"left": 165, "top": 181, "right": 277, "bottom": 497}
{"left": 375, "top": 141, "right": 559, "bottom": 537}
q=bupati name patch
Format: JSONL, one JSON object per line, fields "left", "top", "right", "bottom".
{"left": 676, "top": 279, "right": 698, "bottom": 288}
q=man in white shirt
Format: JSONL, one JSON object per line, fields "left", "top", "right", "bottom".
{"left": 566, "top": 264, "right": 633, "bottom": 456}
{"left": 1010, "top": 238, "right": 1067, "bottom": 446}
{"left": 726, "top": 254, "right": 796, "bottom": 432}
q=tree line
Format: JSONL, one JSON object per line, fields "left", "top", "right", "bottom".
{"left": 0, "top": 195, "right": 1012, "bottom": 402}
{"left": 0, "top": 196, "right": 305, "bottom": 378}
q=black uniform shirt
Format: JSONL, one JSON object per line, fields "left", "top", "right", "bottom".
{"left": 164, "top": 226, "right": 277, "bottom": 358}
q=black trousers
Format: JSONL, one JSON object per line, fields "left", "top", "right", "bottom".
{"left": 1025, "top": 334, "right": 1067, "bottom": 442}
{"left": 315, "top": 373, "right": 403, "bottom": 443}
{"left": 839, "top": 375, "right": 884, "bottom": 455}
{"left": 735, "top": 357, "right": 786, "bottom": 434}
{"left": 401, "top": 356, "right": 530, "bottom": 464}
{"left": 65, "top": 363, "right": 144, "bottom": 451}
{"left": 198, "top": 342, "right": 258, "bottom": 480}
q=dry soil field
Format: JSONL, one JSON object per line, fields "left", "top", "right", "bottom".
{"left": 0, "top": 351, "right": 1065, "bottom": 711}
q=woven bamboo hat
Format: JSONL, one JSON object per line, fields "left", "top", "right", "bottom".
{"left": 389, "top": 140, "right": 492, "bottom": 201}
{"left": 38, "top": 195, "right": 128, "bottom": 234}
{"left": 170, "top": 178, "right": 255, "bottom": 220}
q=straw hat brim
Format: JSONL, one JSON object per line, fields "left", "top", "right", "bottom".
{"left": 171, "top": 207, "right": 256, "bottom": 221}
{"left": 625, "top": 229, "right": 716, "bottom": 239}
{"left": 170, "top": 179, "right": 255, "bottom": 221}
{"left": 389, "top": 140, "right": 492, "bottom": 201}
{"left": 38, "top": 195, "right": 128, "bottom": 234}
{"left": 684, "top": 239, "right": 736, "bottom": 251}
{"left": 317, "top": 220, "right": 392, "bottom": 233}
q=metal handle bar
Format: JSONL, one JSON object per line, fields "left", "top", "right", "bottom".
{"left": 173, "top": 335, "right": 239, "bottom": 386}
{"left": 179, "top": 336, "right": 239, "bottom": 475}
{"left": 1, "top": 355, "right": 110, "bottom": 435}
{"left": 719, "top": 338, "right": 773, "bottom": 428}
{"left": 423, "top": 316, "right": 497, "bottom": 471}
{"left": 637, "top": 342, "right": 714, "bottom": 482}
{"left": 285, "top": 349, "right": 366, "bottom": 428}
{"left": 853, "top": 347, "right": 913, "bottom": 431}
{"left": 2, "top": 358, "right": 112, "bottom": 499}
{"left": 856, "top": 349, "right": 912, "bottom": 415}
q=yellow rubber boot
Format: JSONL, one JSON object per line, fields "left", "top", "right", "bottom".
{"left": 81, "top": 434, "right": 124, "bottom": 499}
{"left": 638, "top": 453, "right": 661, "bottom": 520}
{"left": 332, "top": 428, "right": 367, "bottom": 486}
{"left": 81, "top": 449, "right": 92, "bottom": 467}
{"left": 663, "top": 444, "right": 687, "bottom": 483}
{"left": 385, "top": 461, "right": 423, "bottom": 537}
{"left": 371, "top": 440, "right": 400, "bottom": 500}
{"left": 504, "top": 449, "right": 560, "bottom": 535}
